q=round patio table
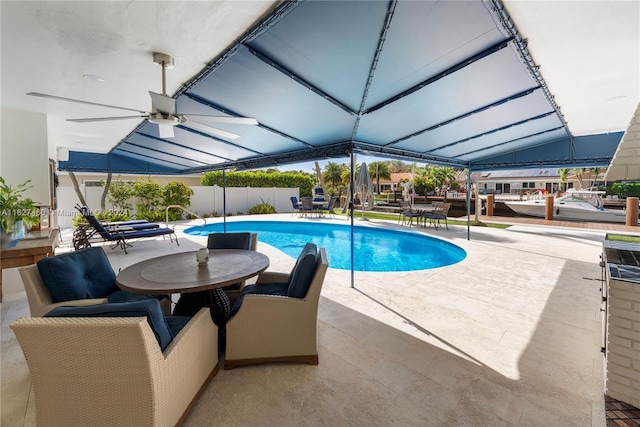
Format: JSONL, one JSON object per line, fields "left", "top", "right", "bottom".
{"left": 116, "top": 249, "right": 270, "bottom": 348}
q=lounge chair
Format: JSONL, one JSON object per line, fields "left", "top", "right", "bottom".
{"left": 73, "top": 205, "right": 162, "bottom": 249}
{"left": 77, "top": 206, "right": 178, "bottom": 253}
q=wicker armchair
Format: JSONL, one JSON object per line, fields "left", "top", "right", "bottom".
{"left": 10, "top": 308, "right": 218, "bottom": 427}
{"left": 206, "top": 232, "right": 258, "bottom": 306}
{"left": 20, "top": 247, "right": 171, "bottom": 317}
{"left": 225, "top": 247, "right": 328, "bottom": 369}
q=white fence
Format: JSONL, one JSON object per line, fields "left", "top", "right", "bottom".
{"left": 54, "top": 185, "right": 299, "bottom": 229}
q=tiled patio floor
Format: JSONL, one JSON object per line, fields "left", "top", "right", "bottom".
{"left": 2, "top": 214, "right": 639, "bottom": 426}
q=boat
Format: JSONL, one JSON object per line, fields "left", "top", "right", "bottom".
{"left": 504, "top": 189, "right": 630, "bottom": 223}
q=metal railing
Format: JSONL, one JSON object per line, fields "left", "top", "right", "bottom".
{"left": 165, "top": 205, "right": 206, "bottom": 229}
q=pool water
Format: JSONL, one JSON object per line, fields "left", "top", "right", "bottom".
{"left": 184, "top": 221, "right": 466, "bottom": 272}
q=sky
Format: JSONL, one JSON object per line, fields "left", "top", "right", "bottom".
{"left": 276, "top": 154, "right": 428, "bottom": 174}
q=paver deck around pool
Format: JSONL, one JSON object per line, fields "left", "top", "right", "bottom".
{"left": 2, "top": 213, "right": 637, "bottom": 426}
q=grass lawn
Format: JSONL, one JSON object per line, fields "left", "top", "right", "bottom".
{"left": 606, "top": 234, "right": 640, "bottom": 243}
{"left": 331, "top": 210, "right": 511, "bottom": 229}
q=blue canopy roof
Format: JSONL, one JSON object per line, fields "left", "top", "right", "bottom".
{"left": 60, "top": 0, "right": 623, "bottom": 175}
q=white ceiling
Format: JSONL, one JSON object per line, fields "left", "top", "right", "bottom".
{"left": 1, "top": 1, "right": 638, "bottom": 158}
{"left": 1, "top": 0, "right": 279, "bottom": 153}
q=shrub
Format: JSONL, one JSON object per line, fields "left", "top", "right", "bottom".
{"left": 132, "top": 176, "right": 162, "bottom": 213}
{"left": 248, "top": 201, "right": 276, "bottom": 214}
{"left": 135, "top": 206, "right": 165, "bottom": 222}
{"left": 162, "top": 181, "right": 194, "bottom": 221}
{"left": 106, "top": 178, "right": 134, "bottom": 211}
{"left": 610, "top": 181, "right": 640, "bottom": 198}
{"left": 200, "top": 170, "right": 314, "bottom": 197}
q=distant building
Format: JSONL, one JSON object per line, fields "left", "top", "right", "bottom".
{"left": 377, "top": 173, "right": 414, "bottom": 193}
{"left": 477, "top": 168, "right": 604, "bottom": 194}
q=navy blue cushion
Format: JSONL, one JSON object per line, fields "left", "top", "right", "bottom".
{"left": 206, "top": 232, "right": 252, "bottom": 251}
{"left": 207, "top": 233, "right": 253, "bottom": 291}
{"left": 287, "top": 243, "right": 318, "bottom": 298}
{"left": 107, "top": 289, "right": 168, "bottom": 305}
{"left": 166, "top": 316, "right": 191, "bottom": 338}
{"left": 45, "top": 299, "right": 174, "bottom": 350}
{"left": 231, "top": 282, "right": 288, "bottom": 316}
{"left": 37, "top": 247, "right": 117, "bottom": 303}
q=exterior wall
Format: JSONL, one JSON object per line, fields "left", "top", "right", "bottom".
{"left": 0, "top": 108, "right": 50, "bottom": 205}
{"left": 56, "top": 184, "right": 299, "bottom": 229}
{"left": 605, "top": 277, "right": 640, "bottom": 409}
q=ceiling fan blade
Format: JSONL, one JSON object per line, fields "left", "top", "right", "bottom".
{"left": 149, "top": 91, "right": 176, "bottom": 115}
{"left": 158, "top": 124, "right": 175, "bottom": 138}
{"left": 183, "top": 114, "right": 258, "bottom": 125}
{"left": 67, "top": 115, "right": 149, "bottom": 123}
{"left": 27, "top": 92, "right": 148, "bottom": 114}
{"left": 184, "top": 119, "right": 241, "bottom": 140}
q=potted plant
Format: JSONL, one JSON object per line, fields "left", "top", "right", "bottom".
{"left": 0, "top": 177, "right": 40, "bottom": 248}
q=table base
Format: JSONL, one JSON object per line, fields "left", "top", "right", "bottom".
{"left": 173, "top": 288, "right": 230, "bottom": 349}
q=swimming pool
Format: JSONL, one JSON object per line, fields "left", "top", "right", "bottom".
{"left": 184, "top": 221, "right": 466, "bottom": 272}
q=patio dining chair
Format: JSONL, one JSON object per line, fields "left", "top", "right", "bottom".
{"left": 398, "top": 201, "right": 421, "bottom": 227}
{"left": 319, "top": 196, "right": 337, "bottom": 217}
{"left": 425, "top": 202, "right": 451, "bottom": 230}
{"left": 290, "top": 196, "right": 301, "bottom": 216}
{"left": 225, "top": 244, "right": 328, "bottom": 369}
{"left": 207, "top": 232, "right": 258, "bottom": 306}
{"left": 299, "top": 197, "right": 316, "bottom": 217}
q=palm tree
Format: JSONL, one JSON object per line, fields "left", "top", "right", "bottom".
{"left": 557, "top": 168, "right": 570, "bottom": 191}
{"left": 591, "top": 167, "right": 602, "bottom": 188}
{"left": 388, "top": 160, "right": 407, "bottom": 173}
{"left": 572, "top": 167, "right": 590, "bottom": 189}
{"left": 322, "top": 162, "right": 345, "bottom": 189}
{"left": 430, "top": 166, "right": 456, "bottom": 195}
{"left": 369, "top": 161, "right": 390, "bottom": 193}
{"left": 340, "top": 164, "right": 353, "bottom": 186}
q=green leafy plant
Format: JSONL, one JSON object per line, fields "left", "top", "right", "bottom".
{"left": 162, "top": 181, "right": 194, "bottom": 221}
{"left": 0, "top": 177, "right": 40, "bottom": 233}
{"left": 132, "top": 176, "right": 163, "bottom": 213}
{"left": 248, "top": 199, "right": 276, "bottom": 214}
{"left": 610, "top": 181, "right": 640, "bottom": 198}
{"left": 201, "top": 170, "right": 315, "bottom": 197}
{"left": 106, "top": 178, "right": 134, "bottom": 211}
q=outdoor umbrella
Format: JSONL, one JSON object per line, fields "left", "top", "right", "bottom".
{"left": 355, "top": 162, "right": 374, "bottom": 220}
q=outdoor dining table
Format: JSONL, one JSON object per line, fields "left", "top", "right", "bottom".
{"left": 116, "top": 249, "right": 270, "bottom": 347}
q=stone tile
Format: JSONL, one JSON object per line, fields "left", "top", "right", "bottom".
{"left": 0, "top": 217, "right": 611, "bottom": 426}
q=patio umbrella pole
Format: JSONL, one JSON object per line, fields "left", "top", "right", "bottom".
{"left": 223, "top": 169, "right": 227, "bottom": 233}
{"left": 467, "top": 168, "right": 471, "bottom": 240}
{"left": 350, "top": 149, "right": 355, "bottom": 289}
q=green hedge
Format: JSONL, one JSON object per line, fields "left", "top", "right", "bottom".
{"left": 200, "top": 171, "right": 315, "bottom": 197}
{"left": 610, "top": 181, "right": 640, "bottom": 198}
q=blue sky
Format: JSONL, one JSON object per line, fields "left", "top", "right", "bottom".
{"left": 277, "top": 154, "right": 426, "bottom": 174}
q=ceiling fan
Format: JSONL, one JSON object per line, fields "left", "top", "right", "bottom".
{"left": 27, "top": 52, "right": 258, "bottom": 139}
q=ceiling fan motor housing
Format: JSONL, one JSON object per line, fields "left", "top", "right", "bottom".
{"left": 148, "top": 112, "right": 183, "bottom": 126}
